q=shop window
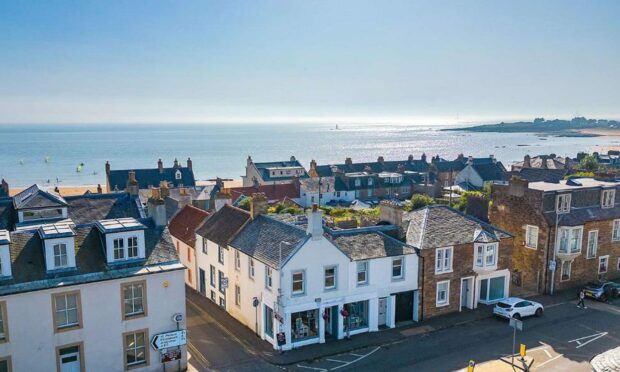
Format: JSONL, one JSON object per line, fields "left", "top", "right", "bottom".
{"left": 291, "top": 309, "right": 318, "bottom": 342}
{"left": 343, "top": 301, "right": 369, "bottom": 331}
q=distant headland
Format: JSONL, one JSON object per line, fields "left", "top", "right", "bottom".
{"left": 443, "top": 117, "right": 620, "bottom": 137}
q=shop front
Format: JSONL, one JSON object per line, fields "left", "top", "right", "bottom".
{"left": 476, "top": 270, "right": 510, "bottom": 306}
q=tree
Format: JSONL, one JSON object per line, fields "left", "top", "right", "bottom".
{"left": 410, "top": 194, "right": 435, "bottom": 210}
{"left": 578, "top": 154, "right": 599, "bottom": 171}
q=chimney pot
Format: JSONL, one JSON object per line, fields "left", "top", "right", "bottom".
{"left": 105, "top": 161, "right": 111, "bottom": 176}
{"left": 250, "top": 193, "right": 268, "bottom": 219}
{"left": 187, "top": 157, "right": 193, "bottom": 171}
{"left": 174, "top": 158, "right": 179, "bottom": 168}
{"left": 345, "top": 157, "right": 353, "bottom": 166}
{"left": 158, "top": 159, "right": 163, "bottom": 174}
{"left": 310, "top": 159, "right": 317, "bottom": 169}
{"left": 377, "top": 156, "right": 385, "bottom": 164}
{"left": 290, "top": 155, "right": 296, "bottom": 162}
{"left": 421, "top": 153, "right": 427, "bottom": 162}
{"left": 97, "top": 184, "right": 102, "bottom": 194}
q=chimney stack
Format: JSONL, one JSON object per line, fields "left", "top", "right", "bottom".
{"left": 247, "top": 156, "right": 253, "bottom": 167}
{"left": 0, "top": 179, "right": 9, "bottom": 196}
{"left": 159, "top": 181, "right": 170, "bottom": 199}
{"left": 306, "top": 204, "right": 324, "bottom": 240}
{"left": 408, "top": 154, "right": 414, "bottom": 162}
{"left": 147, "top": 188, "right": 167, "bottom": 227}
{"left": 290, "top": 155, "right": 296, "bottom": 162}
{"left": 489, "top": 154, "right": 496, "bottom": 164}
{"left": 96, "top": 184, "right": 102, "bottom": 194}
{"left": 523, "top": 155, "right": 531, "bottom": 168}
{"left": 250, "top": 193, "right": 268, "bottom": 220}
{"left": 158, "top": 159, "right": 163, "bottom": 174}
{"left": 379, "top": 201, "right": 404, "bottom": 236}
{"left": 508, "top": 176, "right": 529, "bottom": 197}
{"left": 214, "top": 191, "right": 232, "bottom": 211}
{"left": 105, "top": 161, "right": 111, "bottom": 176}
{"left": 345, "top": 157, "right": 353, "bottom": 166}
{"left": 173, "top": 158, "right": 179, "bottom": 168}
{"left": 310, "top": 159, "right": 317, "bottom": 170}
{"left": 126, "top": 170, "right": 139, "bottom": 196}
{"left": 187, "top": 157, "right": 193, "bottom": 172}
{"left": 377, "top": 156, "right": 385, "bottom": 164}
{"left": 421, "top": 153, "right": 427, "bottom": 163}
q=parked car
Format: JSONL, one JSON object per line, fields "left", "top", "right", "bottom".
{"left": 493, "top": 297, "right": 544, "bottom": 320}
{"left": 583, "top": 281, "right": 620, "bottom": 301}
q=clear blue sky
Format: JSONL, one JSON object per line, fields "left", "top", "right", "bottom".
{"left": 1, "top": 1, "right": 619, "bottom": 124}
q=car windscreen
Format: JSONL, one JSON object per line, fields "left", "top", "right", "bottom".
{"left": 496, "top": 302, "right": 512, "bottom": 309}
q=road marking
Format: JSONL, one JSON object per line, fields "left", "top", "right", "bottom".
{"left": 349, "top": 353, "right": 363, "bottom": 357}
{"left": 187, "top": 340, "right": 211, "bottom": 369}
{"left": 330, "top": 347, "right": 380, "bottom": 371}
{"left": 568, "top": 332, "right": 608, "bottom": 349}
{"left": 296, "top": 365, "right": 328, "bottom": 371}
{"left": 536, "top": 354, "right": 563, "bottom": 368}
{"left": 326, "top": 358, "right": 347, "bottom": 363}
{"left": 543, "top": 349, "right": 552, "bottom": 358}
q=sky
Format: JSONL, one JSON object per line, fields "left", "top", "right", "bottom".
{"left": 1, "top": 1, "right": 619, "bottom": 125}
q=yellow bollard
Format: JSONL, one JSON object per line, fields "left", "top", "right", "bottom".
{"left": 467, "top": 360, "right": 475, "bottom": 372}
{"left": 520, "top": 344, "right": 526, "bottom": 358}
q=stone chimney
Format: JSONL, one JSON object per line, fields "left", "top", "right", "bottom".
{"left": 508, "top": 176, "right": 529, "bottom": 197}
{"left": 310, "top": 159, "right": 317, "bottom": 170}
{"left": 523, "top": 155, "right": 531, "bottom": 168}
{"left": 96, "top": 184, "right": 102, "bottom": 194}
{"left": 214, "top": 191, "right": 232, "bottom": 211}
{"left": 541, "top": 158, "right": 548, "bottom": 169}
{"left": 408, "top": 154, "right": 414, "bottom": 162}
{"left": 173, "top": 158, "right": 179, "bottom": 168}
{"left": 158, "top": 159, "right": 163, "bottom": 174}
{"left": 564, "top": 157, "right": 571, "bottom": 169}
{"left": 290, "top": 155, "right": 296, "bottom": 162}
{"left": 467, "top": 156, "right": 473, "bottom": 165}
{"left": 247, "top": 155, "right": 253, "bottom": 167}
{"left": 252, "top": 176, "right": 260, "bottom": 188}
{"left": 126, "top": 170, "right": 139, "bottom": 196}
{"left": 377, "top": 156, "right": 385, "bottom": 164}
{"left": 379, "top": 201, "right": 404, "bottom": 229}
{"left": 160, "top": 181, "right": 170, "bottom": 199}
{"left": 105, "top": 161, "right": 111, "bottom": 176}
{"left": 250, "top": 193, "right": 268, "bottom": 220}
{"left": 345, "top": 157, "right": 353, "bottom": 166}
{"left": 215, "top": 177, "right": 224, "bottom": 190}
{"left": 0, "top": 179, "right": 9, "bottom": 196}
{"left": 421, "top": 153, "right": 427, "bottom": 163}
{"left": 306, "top": 204, "right": 323, "bottom": 240}
{"left": 187, "top": 157, "right": 193, "bottom": 171}
{"left": 147, "top": 188, "right": 167, "bottom": 227}
{"left": 489, "top": 154, "right": 496, "bottom": 163}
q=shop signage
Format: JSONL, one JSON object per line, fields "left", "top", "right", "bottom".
{"left": 160, "top": 349, "right": 182, "bottom": 363}
{"left": 276, "top": 332, "right": 286, "bottom": 346}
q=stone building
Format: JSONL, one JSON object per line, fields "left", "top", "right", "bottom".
{"left": 241, "top": 156, "right": 308, "bottom": 187}
{"left": 490, "top": 177, "right": 620, "bottom": 294}
{"left": 106, "top": 158, "right": 196, "bottom": 192}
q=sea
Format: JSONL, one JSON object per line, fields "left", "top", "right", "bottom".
{"left": 0, "top": 123, "right": 616, "bottom": 188}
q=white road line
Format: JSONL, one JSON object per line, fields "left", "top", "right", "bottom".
{"left": 568, "top": 332, "right": 608, "bottom": 349}
{"left": 543, "top": 349, "right": 552, "bottom": 358}
{"left": 536, "top": 354, "right": 563, "bottom": 368}
{"left": 326, "top": 359, "right": 347, "bottom": 364}
{"left": 296, "top": 365, "right": 328, "bottom": 372}
{"left": 330, "top": 347, "right": 381, "bottom": 371}
{"left": 349, "top": 353, "right": 364, "bottom": 357}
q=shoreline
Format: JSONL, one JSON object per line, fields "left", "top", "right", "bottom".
{"left": 578, "top": 128, "right": 620, "bottom": 137}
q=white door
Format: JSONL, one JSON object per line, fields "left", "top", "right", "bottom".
{"left": 378, "top": 297, "right": 387, "bottom": 326}
{"left": 60, "top": 351, "right": 80, "bottom": 372}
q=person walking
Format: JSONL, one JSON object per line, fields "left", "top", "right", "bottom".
{"left": 605, "top": 285, "right": 614, "bottom": 304}
{"left": 577, "top": 289, "right": 587, "bottom": 309}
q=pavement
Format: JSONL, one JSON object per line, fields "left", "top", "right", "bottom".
{"left": 186, "top": 286, "right": 620, "bottom": 371}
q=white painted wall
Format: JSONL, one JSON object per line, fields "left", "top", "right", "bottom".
{"left": 455, "top": 165, "right": 484, "bottom": 188}
{"left": 0, "top": 269, "right": 186, "bottom": 372}
{"left": 299, "top": 189, "right": 354, "bottom": 207}
{"left": 0, "top": 245, "right": 11, "bottom": 278}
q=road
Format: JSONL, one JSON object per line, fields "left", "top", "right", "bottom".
{"left": 187, "top": 285, "right": 620, "bottom": 371}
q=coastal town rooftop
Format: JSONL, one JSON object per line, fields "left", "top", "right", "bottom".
{"left": 528, "top": 178, "right": 620, "bottom": 192}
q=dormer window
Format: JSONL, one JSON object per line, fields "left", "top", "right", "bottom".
{"left": 113, "top": 238, "right": 125, "bottom": 260}
{"left": 53, "top": 243, "right": 68, "bottom": 268}
{"left": 96, "top": 218, "right": 146, "bottom": 264}
{"left": 556, "top": 193, "right": 571, "bottom": 214}
{"left": 175, "top": 170, "right": 182, "bottom": 180}
{"left": 39, "top": 223, "right": 77, "bottom": 271}
{"left": 0, "top": 230, "right": 12, "bottom": 278}
{"left": 368, "top": 178, "right": 373, "bottom": 186}
{"left": 128, "top": 237, "right": 138, "bottom": 258}
{"left": 602, "top": 189, "right": 615, "bottom": 209}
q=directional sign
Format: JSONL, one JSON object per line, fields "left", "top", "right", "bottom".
{"left": 509, "top": 318, "right": 523, "bottom": 331}
{"left": 151, "top": 330, "right": 187, "bottom": 350}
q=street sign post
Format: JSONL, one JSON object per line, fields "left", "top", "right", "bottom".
{"left": 221, "top": 277, "right": 229, "bottom": 290}
{"left": 151, "top": 330, "right": 187, "bottom": 351}
{"left": 509, "top": 318, "right": 524, "bottom": 366}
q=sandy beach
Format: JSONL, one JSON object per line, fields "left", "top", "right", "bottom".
{"left": 9, "top": 185, "right": 101, "bottom": 197}
{"left": 578, "top": 128, "right": 620, "bottom": 137}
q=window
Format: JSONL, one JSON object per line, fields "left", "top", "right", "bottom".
{"left": 210, "top": 290, "right": 216, "bottom": 302}
{"left": 235, "top": 250, "right": 241, "bottom": 271}
{"left": 392, "top": 257, "right": 404, "bottom": 279}
{"left": 218, "top": 246, "right": 225, "bottom": 264}
{"left": 265, "top": 267, "right": 273, "bottom": 289}
{"left": 475, "top": 243, "right": 498, "bottom": 268}
{"left": 557, "top": 226, "right": 583, "bottom": 254}
{"left": 602, "top": 189, "right": 616, "bottom": 208}
{"left": 356, "top": 261, "right": 368, "bottom": 285}
{"left": 202, "top": 239, "right": 208, "bottom": 254}
{"left": 188, "top": 268, "right": 193, "bottom": 284}
{"left": 617, "top": 258, "right": 620, "bottom": 271}
{"left": 324, "top": 266, "right": 337, "bottom": 290}
{"left": 354, "top": 179, "right": 361, "bottom": 187}
{"left": 53, "top": 291, "right": 81, "bottom": 331}
{"left": 556, "top": 193, "right": 571, "bottom": 214}
{"left": 478, "top": 276, "right": 506, "bottom": 303}
{"left": 235, "top": 285, "right": 241, "bottom": 306}
{"left": 264, "top": 306, "right": 274, "bottom": 338}
{"left": 587, "top": 230, "right": 598, "bottom": 258}
{"left": 525, "top": 225, "right": 538, "bottom": 249}
{"left": 0, "top": 357, "right": 11, "bottom": 372}
{"left": 292, "top": 271, "right": 305, "bottom": 295}
{"left": 219, "top": 297, "right": 226, "bottom": 308}
{"left": 175, "top": 170, "right": 182, "bottom": 180}
{"left": 210, "top": 265, "right": 216, "bottom": 286}
{"left": 122, "top": 281, "right": 146, "bottom": 319}
{"left": 53, "top": 243, "right": 68, "bottom": 268}
{"left": 435, "top": 247, "right": 453, "bottom": 274}
{"left": 291, "top": 309, "right": 319, "bottom": 342}
{"left": 187, "top": 247, "right": 192, "bottom": 263}
{"left": 343, "top": 301, "right": 369, "bottom": 331}
{"left": 560, "top": 260, "right": 572, "bottom": 281}
{"left": 613, "top": 220, "right": 620, "bottom": 242}
{"left": 0, "top": 302, "right": 8, "bottom": 343}
{"left": 436, "top": 281, "right": 450, "bottom": 307}
{"left": 124, "top": 329, "right": 148, "bottom": 368}
{"left": 249, "top": 258, "right": 255, "bottom": 279}
{"left": 599, "top": 255, "right": 609, "bottom": 274}
{"left": 218, "top": 271, "right": 225, "bottom": 294}
{"left": 368, "top": 178, "right": 373, "bottom": 186}
{"left": 113, "top": 238, "right": 124, "bottom": 260}
{"left": 127, "top": 237, "right": 138, "bottom": 258}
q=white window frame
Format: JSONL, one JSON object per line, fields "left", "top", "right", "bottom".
{"left": 113, "top": 238, "right": 125, "bottom": 260}
{"left": 556, "top": 226, "right": 583, "bottom": 254}
{"left": 235, "top": 285, "right": 241, "bottom": 307}
{"left": 436, "top": 280, "right": 450, "bottom": 307}
{"left": 127, "top": 236, "right": 138, "bottom": 258}
{"left": 613, "top": 220, "right": 620, "bottom": 242}
{"left": 234, "top": 250, "right": 241, "bottom": 271}
{"left": 324, "top": 265, "right": 337, "bottom": 290}
{"left": 560, "top": 260, "right": 572, "bottom": 282}
{"left": 602, "top": 189, "right": 616, "bottom": 209}
{"left": 392, "top": 257, "right": 404, "bottom": 280}
{"left": 525, "top": 225, "right": 539, "bottom": 249}
{"left": 175, "top": 170, "right": 182, "bottom": 180}
{"left": 587, "top": 230, "right": 598, "bottom": 259}
{"left": 202, "top": 239, "right": 208, "bottom": 254}
{"left": 218, "top": 246, "right": 225, "bottom": 264}
{"left": 556, "top": 193, "right": 571, "bottom": 214}
{"left": 291, "top": 270, "right": 305, "bottom": 296}
{"left": 53, "top": 243, "right": 68, "bottom": 268}
{"left": 354, "top": 179, "right": 361, "bottom": 187}
{"left": 599, "top": 255, "right": 609, "bottom": 274}
{"left": 368, "top": 178, "right": 373, "bottom": 186}
{"left": 248, "top": 258, "right": 255, "bottom": 279}
{"left": 474, "top": 243, "right": 498, "bottom": 269}
{"left": 356, "top": 261, "right": 369, "bottom": 286}
{"left": 265, "top": 267, "right": 273, "bottom": 290}
{"left": 435, "top": 247, "right": 453, "bottom": 274}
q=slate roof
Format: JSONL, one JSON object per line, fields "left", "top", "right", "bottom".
{"left": 65, "top": 193, "right": 142, "bottom": 226}
{"left": 1, "top": 221, "right": 179, "bottom": 296}
{"left": 107, "top": 166, "right": 195, "bottom": 191}
{"left": 229, "top": 215, "right": 308, "bottom": 268}
{"left": 169, "top": 205, "right": 210, "bottom": 247}
{"left": 0, "top": 199, "right": 13, "bottom": 230}
{"left": 471, "top": 162, "right": 508, "bottom": 182}
{"left": 507, "top": 168, "right": 567, "bottom": 183}
{"left": 432, "top": 160, "right": 466, "bottom": 173}
{"left": 254, "top": 159, "right": 309, "bottom": 182}
{"left": 12, "top": 184, "right": 67, "bottom": 209}
{"left": 299, "top": 177, "right": 337, "bottom": 193}
{"left": 229, "top": 183, "right": 300, "bottom": 202}
{"left": 327, "top": 230, "right": 416, "bottom": 260}
{"left": 543, "top": 207, "right": 620, "bottom": 227}
{"left": 403, "top": 205, "right": 512, "bottom": 249}
{"left": 196, "top": 204, "right": 251, "bottom": 247}
{"left": 313, "top": 159, "right": 429, "bottom": 178}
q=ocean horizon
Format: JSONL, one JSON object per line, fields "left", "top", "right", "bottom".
{"left": 0, "top": 123, "right": 616, "bottom": 188}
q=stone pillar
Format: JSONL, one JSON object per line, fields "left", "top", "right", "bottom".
{"left": 368, "top": 297, "right": 379, "bottom": 332}
{"left": 386, "top": 295, "right": 396, "bottom": 328}
{"left": 319, "top": 306, "right": 326, "bottom": 344}
{"left": 337, "top": 303, "right": 345, "bottom": 340}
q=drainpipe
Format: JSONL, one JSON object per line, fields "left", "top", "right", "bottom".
{"left": 419, "top": 252, "right": 425, "bottom": 321}
{"left": 550, "top": 210, "right": 561, "bottom": 295}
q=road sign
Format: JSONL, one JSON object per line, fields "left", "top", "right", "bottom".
{"left": 276, "top": 332, "right": 286, "bottom": 346}
{"left": 160, "top": 349, "right": 182, "bottom": 363}
{"left": 549, "top": 260, "right": 556, "bottom": 272}
{"left": 221, "top": 277, "right": 229, "bottom": 289}
{"left": 151, "top": 330, "right": 187, "bottom": 350}
{"left": 252, "top": 297, "right": 259, "bottom": 307}
{"left": 509, "top": 318, "right": 523, "bottom": 331}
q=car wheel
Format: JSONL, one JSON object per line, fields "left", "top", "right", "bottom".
{"left": 512, "top": 313, "right": 521, "bottom": 320}
{"left": 601, "top": 295, "right": 608, "bottom": 302}
{"left": 535, "top": 308, "right": 543, "bottom": 317}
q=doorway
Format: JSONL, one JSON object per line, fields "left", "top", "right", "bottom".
{"left": 59, "top": 345, "right": 81, "bottom": 372}
{"left": 460, "top": 277, "right": 474, "bottom": 310}
{"left": 378, "top": 297, "right": 387, "bottom": 326}
{"left": 324, "top": 306, "right": 339, "bottom": 339}
{"left": 395, "top": 291, "right": 414, "bottom": 323}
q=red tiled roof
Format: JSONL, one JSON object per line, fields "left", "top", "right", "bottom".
{"left": 229, "top": 183, "right": 300, "bottom": 203}
{"left": 168, "top": 205, "right": 210, "bottom": 247}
